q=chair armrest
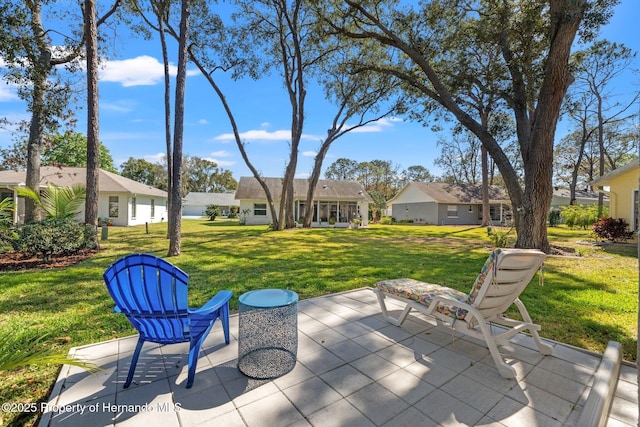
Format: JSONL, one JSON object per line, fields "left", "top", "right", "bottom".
{"left": 190, "top": 290, "right": 233, "bottom": 315}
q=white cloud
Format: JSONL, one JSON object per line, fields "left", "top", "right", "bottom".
{"left": 101, "top": 100, "right": 135, "bottom": 113}
{"left": 0, "top": 84, "right": 19, "bottom": 102}
{"left": 302, "top": 151, "right": 316, "bottom": 157}
{"left": 213, "top": 129, "right": 320, "bottom": 142}
{"left": 210, "top": 150, "right": 232, "bottom": 157}
{"left": 260, "top": 122, "right": 270, "bottom": 128}
{"left": 100, "top": 55, "right": 199, "bottom": 87}
{"left": 143, "top": 152, "right": 167, "bottom": 164}
{"left": 198, "top": 119, "right": 208, "bottom": 125}
{"left": 204, "top": 157, "right": 235, "bottom": 167}
{"left": 348, "top": 117, "right": 402, "bottom": 133}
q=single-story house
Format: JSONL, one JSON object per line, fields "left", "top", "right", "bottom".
{"left": 182, "top": 192, "right": 239, "bottom": 218}
{"left": 590, "top": 161, "right": 639, "bottom": 230}
{"left": 551, "top": 187, "right": 604, "bottom": 207}
{"left": 234, "top": 177, "right": 373, "bottom": 227}
{"left": 387, "top": 182, "right": 511, "bottom": 225}
{"left": 0, "top": 166, "right": 167, "bottom": 226}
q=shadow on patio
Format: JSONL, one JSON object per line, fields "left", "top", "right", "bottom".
{"left": 40, "top": 289, "right": 637, "bottom": 427}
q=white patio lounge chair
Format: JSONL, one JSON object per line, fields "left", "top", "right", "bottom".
{"left": 373, "top": 248, "right": 554, "bottom": 378}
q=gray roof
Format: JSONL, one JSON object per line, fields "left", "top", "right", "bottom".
{"left": 552, "top": 188, "right": 602, "bottom": 201}
{"left": 235, "top": 177, "right": 374, "bottom": 202}
{"left": 0, "top": 166, "right": 167, "bottom": 198}
{"left": 396, "top": 182, "right": 509, "bottom": 204}
{"left": 184, "top": 192, "right": 239, "bottom": 206}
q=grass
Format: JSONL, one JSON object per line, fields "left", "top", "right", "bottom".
{"left": 0, "top": 220, "right": 637, "bottom": 425}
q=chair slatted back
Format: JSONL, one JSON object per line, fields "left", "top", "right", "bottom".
{"left": 467, "top": 249, "right": 545, "bottom": 321}
{"left": 104, "top": 254, "right": 191, "bottom": 344}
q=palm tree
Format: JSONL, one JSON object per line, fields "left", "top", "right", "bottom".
{"left": 0, "top": 330, "right": 98, "bottom": 373}
{"left": 0, "top": 197, "right": 15, "bottom": 228}
{"left": 16, "top": 184, "right": 86, "bottom": 220}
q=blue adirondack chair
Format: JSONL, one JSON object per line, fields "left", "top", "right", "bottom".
{"left": 103, "top": 253, "right": 232, "bottom": 388}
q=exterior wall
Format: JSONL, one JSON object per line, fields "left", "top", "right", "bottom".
{"left": 551, "top": 195, "right": 600, "bottom": 207}
{"left": 238, "top": 199, "right": 370, "bottom": 227}
{"left": 357, "top": 201, "right": 369, "bottom": 226}
{"left": 100, "top": 192, "right": 167, "bottom": 226}
{"left": 239, "top": 199, "right": 275, "bottom": 225}
{"left": 392, "top": 185, "right": 436, "bottom": 204}
{"left": 183, "top": 204, "right": 206, "bottom": 218}
{"left": 437, "top": 204, "right": 481, "bottom": 225}
{"left": 391, "top": 202, "right": 438, "bottom": 224}
{"left": 183, "top": 204, "right": 234, "bottom": 218}
{"left": 605, "top": 167, "right": 640, "bottom": 228}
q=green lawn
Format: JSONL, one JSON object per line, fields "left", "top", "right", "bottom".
{"left": 0, "top": 220, "right": 637, "bottom": 426}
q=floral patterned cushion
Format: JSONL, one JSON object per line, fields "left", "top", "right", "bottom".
{"left": 375, "top": 250, "right": 501, "bottom": 321}
{"left": 466, "top": 249, "right": 500, "bottom": 304}
{"left": 376, "top": 278, "right": 470, "bottom": 320}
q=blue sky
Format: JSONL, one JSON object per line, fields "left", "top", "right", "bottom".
{"left": 0, "top": 2, "right": 638, "bottom": 182}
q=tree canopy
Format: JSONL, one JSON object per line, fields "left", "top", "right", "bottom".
{"left": 0, "top": 132, "right": 116, "bottom": 173}
{"left": 120, "top": 155, "right": 238, "bottom": 195}
{"left": 319, "top": 0, "right": 619, "bottom": 251}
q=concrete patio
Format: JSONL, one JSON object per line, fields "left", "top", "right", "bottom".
{"left": 39, "top": 288, "right": 637, "bottom": 427}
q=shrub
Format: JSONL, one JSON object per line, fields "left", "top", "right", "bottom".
{"left": 488, "top": 226, "right": 514, "bottom": 248}
{"left": 560, "top": 205, "right": 605, "bottom": 229}
{"left": 380, "top": 216, "right": 393, "bottom": 225}
{"left": 548, "top": 209, "right": 561, "bottom": 227}
{"left": 0, "top": 228, "right": 18, "bottom": 253}
{"left": 204, "top": 204, "right": 220, "bottom": 221}
{"left": 16, "top": 219, "right": 91, "bottom": 261}
{"left": 592, "top": 217, "right": 634, "bottom": 242}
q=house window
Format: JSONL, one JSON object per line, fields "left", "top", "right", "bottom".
{"left": 150, "top": 199, "right": 155, "bottom": 218}
{"left": 489, "top": 205, "right": 501, "bottom": 221}
{"left": 447, "top": 205, "right": 458, "bottom": 218}
{"left": 254, "top": 203, "right": 267, "bottom": 216}
{"left": 339, "top": 202, "right": 358, "bottom": 222}
{"left": 131, "top": 197, "right": 137, "bottom": 219}
{"left": 109, "top": 196, "right": 119, "bottom": 218}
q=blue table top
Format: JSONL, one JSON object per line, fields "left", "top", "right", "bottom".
{"left": 239, "top": 289, "right": 298, "bottom": 308}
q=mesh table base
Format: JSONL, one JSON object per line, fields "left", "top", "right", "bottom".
{"left": 238, "top": 300, "right": 298, "bottom": 379}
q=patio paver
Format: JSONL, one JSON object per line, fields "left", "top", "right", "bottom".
{"left": 39, "top": 288, "right": 638, "bottom": 427}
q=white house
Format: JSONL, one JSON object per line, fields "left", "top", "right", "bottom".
{"left": 551, "top": 187, "right": 604, "bottom": 207}
{"left": 183, "top": 192, "right": 239, "bottom": 218}
{"left": 234, "top": 177, "right": 373, "bottom": 227}
{"left": 387, "top": 182, "right": 510, "bottom": 225}
{"left": 0, "top": 166, "right": 167, "bottom": 226}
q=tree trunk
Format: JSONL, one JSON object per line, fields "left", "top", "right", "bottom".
{"left": 84, "top": 0, "right": 100, "bottom": 245}
{"left": 168, "top": 0, "right": 190, "bottom": 256}
{"left": 25, "top": 94, "right": 45, "bottom": 223}
{"left": 512, "top": 1, "right": 585, "bottom": 252}
{"left": 158, "top": 6, "right": 173, "bottom": 237}
{"left": 304, "top": 133, "right": 335, "bottom": 227}
{"left": 597, "top": 93, "right": 605, "bottom": 217}
{"left": 24, "top": 0, "right": 50, "bottom": 223}
{"left": 481, "top": 145, "right": 490, "bottom": 226}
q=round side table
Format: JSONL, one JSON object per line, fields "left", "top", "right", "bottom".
{"left": 238, "top": 289, "right": 298, "bottom": 379}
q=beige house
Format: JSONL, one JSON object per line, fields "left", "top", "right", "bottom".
{"left": 0, "top": 166, "right": 167, "bottom": 226}
{"left": 234, "top": 177, "right": 373, "bottom": 227}
{"left": 387, "top": 182, "right": 511, "bottom": 225}
{"left": 590, "top": 161, "right": 640, "bottom": 230}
